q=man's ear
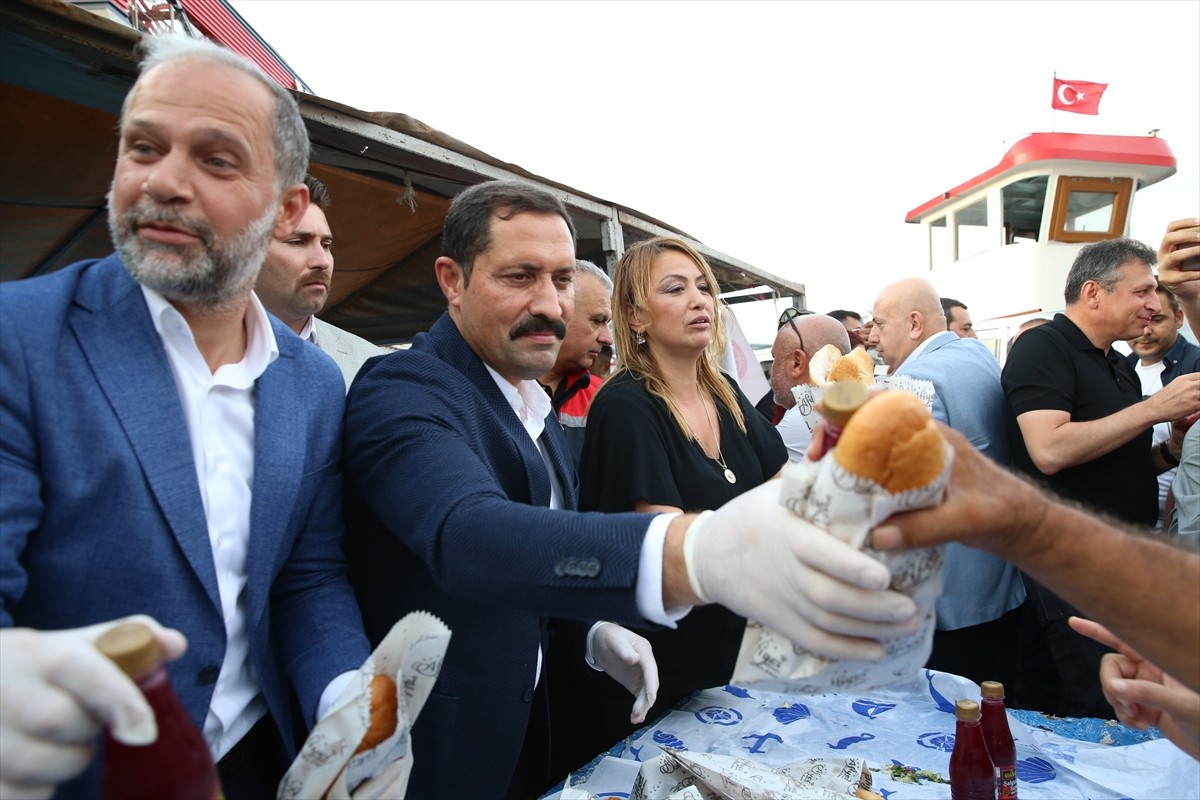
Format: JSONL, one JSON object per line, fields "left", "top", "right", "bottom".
{"left": 434, "top": 256, "right": 465, "bottom": 307}
{"left": 790, "top": 347, "right": 809, "bottom": 379}
{"left": 272, "top": 182, "right": 308, "bottom": 239}
{"left": 909, "top": 311, "right": 925, "bottom": 341}
{"left": 1080, "top": 280, "right": 1102, "bottom": 309}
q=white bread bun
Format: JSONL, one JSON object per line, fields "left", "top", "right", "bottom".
{"left": 834, "top": 391, "right": 943, "bottom": 493}
{"left": 811, "top": 346, "right": 875, "bottom": 386}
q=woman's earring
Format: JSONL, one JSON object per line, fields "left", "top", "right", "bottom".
{"left": 636, "top": 331, "right": 646, "bottom": 346}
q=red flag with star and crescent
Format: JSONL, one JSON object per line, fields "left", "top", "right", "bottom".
{"left": 1052, "top": 78, "right": 1107, "bottom": 115}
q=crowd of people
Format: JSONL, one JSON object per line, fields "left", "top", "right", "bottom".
{"left": 0, "top": 33, "right": 1197, "bottom": 800}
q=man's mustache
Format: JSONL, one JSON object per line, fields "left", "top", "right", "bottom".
{"left": 510, "top": 316, "right": 566, "bottom": 340}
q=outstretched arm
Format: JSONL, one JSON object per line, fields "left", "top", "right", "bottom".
{"left": 872, "top": 424, "right": 1200, "bottom": 690}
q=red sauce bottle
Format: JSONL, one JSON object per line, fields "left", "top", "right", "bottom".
{"left": 96, "top": 622, "right": 222, "bottom": 800}
{"left": 981, "top": 681, "right": 1018, "bottom": 799}
{"left": 950, "top": 699, "right": 996, "bottom": 800}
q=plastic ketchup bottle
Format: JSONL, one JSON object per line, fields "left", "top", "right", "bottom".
{"left": 950, "top": 699, "right": 996, "bottom": 800}
{"left": 980, "top": 681, "right": 1018, "bottom": 798}
{"left": 96, "top": 622, "right": 223, "bottom": 800}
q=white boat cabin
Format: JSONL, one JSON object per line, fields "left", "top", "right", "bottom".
{"left": 905, "top": 132, "right": 1176, "bottom": 361}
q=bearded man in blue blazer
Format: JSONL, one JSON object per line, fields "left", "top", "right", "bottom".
{"left": 868, "top": 277, "right": 1026, "bottom": 692}
{"left": 0, "top": 36, "right": 368, "bottom": 799}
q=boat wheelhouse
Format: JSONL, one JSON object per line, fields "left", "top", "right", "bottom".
{"left": 905, "top": 132, "right": 1176, "bottom": 359}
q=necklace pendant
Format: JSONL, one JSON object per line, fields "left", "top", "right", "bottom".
{"left": 724, "top": 467, "right": 737, "bottom": 484}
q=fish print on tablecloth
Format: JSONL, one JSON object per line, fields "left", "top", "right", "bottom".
{"left": 924, "top": 670, "right": 957, "bottom": 715}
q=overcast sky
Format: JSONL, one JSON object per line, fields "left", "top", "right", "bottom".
{"left": 233, "top": 0, "right": 1199, "bottom": 342}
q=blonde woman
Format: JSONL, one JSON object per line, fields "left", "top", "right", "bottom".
{"left": 552, "top": 237, "right": 786, "bottom": 769}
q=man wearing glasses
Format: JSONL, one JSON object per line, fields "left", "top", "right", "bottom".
{"left": 769, "top": 309, "right": 852, "bottom": 461}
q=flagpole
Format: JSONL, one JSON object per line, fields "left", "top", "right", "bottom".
{"left": 1052, "top": 70, "right": 1056, "bottom": 133}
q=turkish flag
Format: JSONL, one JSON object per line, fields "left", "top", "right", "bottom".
{"left": 1052, "top": 78, "right": 1108, "bottom": 115}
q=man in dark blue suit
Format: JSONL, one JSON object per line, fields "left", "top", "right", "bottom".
{"left": 0, "top": 35, "right": 369, "bottom": 798}
{"left": 869, "top": 277, "right": 1025, "bottom": 691}
{"left": 343, "top": 180, "right": 921, "bottom": 798}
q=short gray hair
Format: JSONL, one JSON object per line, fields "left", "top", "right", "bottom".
{"left": 1064, "top": 238, "right": 1157, "bottom": 304}
{"left": 575, "top": 259, "right": 612, "bottom": 292}
{"left": 122, "top": 35, "right": 309, "bottom": 193}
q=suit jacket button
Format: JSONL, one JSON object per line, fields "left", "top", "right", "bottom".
{"left": 554, "top": 561, "right": 567, "bottom": 577}
{"left": 585, "top": 559, "right": 600, "bottom": 577}
{"left": 522, "top": 688, "right": 535, "bottom": 703}
{"left": 198, "top": 665, "right": 220, "bottom": 685}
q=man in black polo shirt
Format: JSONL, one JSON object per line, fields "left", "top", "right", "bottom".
{"left": 1002, "top": 237, "right": 1200, "bottom": 718}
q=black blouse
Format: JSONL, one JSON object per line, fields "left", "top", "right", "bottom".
{"left": 579, "top": 371, "right": 787, "bottom": 513}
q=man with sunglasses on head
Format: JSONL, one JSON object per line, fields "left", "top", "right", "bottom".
{"left": 769, "top": 310, "right": 851, "bottom": 462}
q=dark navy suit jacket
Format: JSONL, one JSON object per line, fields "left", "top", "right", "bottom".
{"left": 0, "top": 255, "right": 370, "bottom": 796}
{"left": 343, "top": 312, "right": 653, "bottom": 798}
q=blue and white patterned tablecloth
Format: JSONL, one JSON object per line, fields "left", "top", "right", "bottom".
{"left": 549, "top": 670, "right": 1200, "bottom": 799}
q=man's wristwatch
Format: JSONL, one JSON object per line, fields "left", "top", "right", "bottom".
{"left": 1160, "top": 439, "right": 1181, "bottom": 467}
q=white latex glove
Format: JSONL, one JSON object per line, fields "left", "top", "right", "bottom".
{"left": 586, "top": 622, "right": 659, "bottom": 724}
{"left": 683, "top": 480, "right": 919, "bottom": 662}
{"left": 0, "top": 616, "right": 187, "bottom": 800}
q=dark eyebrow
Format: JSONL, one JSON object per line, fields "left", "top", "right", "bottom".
{"left": 123, "top": 118, "right": 250, "bottom": 153}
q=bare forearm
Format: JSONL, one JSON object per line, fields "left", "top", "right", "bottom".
{"left": 1025, "top": 406, "right": 1156, "bottom": 474}
{"left": 1019, "top": 503, "right": 1200, "bottom": 690}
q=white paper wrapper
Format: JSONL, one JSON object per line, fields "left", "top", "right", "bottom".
{"left": 790, "top": 375, "right": 937, "bottom": 438}
{"left": 277, "top": 611, "right": 451, "bottom": 800}
{"left": 730, "top": 429, "right": 951, "bottom": 693}
{"left": 631, "top": 750, "right": 875, "bottom": 800}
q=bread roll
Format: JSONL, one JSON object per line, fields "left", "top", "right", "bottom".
{"left": 834, "top": 391, "right": 943, "bottom": 493}
{"left": 812, "top": 346, "right": 876, "bottom": 386}
{"left": 354, "top": 674, "right": 399, "bottom": 754}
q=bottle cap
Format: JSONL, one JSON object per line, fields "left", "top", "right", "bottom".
{"left": 822, "top": 381, "right": 870, "bottom": 428}
{"left": 981, "top": 681, "right": 1005, "bottom": 699}
{"left": 96, "top": 622, "right": 162, "bottom": 679}
{"left": 955, "top": 699, "right": 980, "bottom": 721}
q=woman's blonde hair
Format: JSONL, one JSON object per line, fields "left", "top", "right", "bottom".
{"left": 605, "top": 236, "right": 746, "bottom": 436}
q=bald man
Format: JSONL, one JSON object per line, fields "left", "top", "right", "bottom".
{"left": 769, "top": 313, "right": 851, "bottom": 461}
{"left": 868, "top": 278, "right": 1025, "bottom": 690}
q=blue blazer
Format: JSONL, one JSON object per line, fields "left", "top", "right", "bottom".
{"left": 0, "top": 255, "right": 370, "bottom": 795}
{"left": 896, "top": 333, "right": 1026, "bottom": 630}
{"left": 343, "top": 313, "right": 653, "bottom": 798}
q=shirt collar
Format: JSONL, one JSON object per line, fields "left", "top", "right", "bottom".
{"left": 140, "top": 285, "right": 279, "bottom": 384}
{"left": 485, "top": 363, "right": 552, "bottom": 442}
{"left": 907, "top": 330, "right": 956, "bottom": 364}
{"left": 296, "top": 314, "right": 318, "bottom": 344}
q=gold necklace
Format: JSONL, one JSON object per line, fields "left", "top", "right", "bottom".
{"left": 702, "top": 398, "right": 737, "bottom": 484}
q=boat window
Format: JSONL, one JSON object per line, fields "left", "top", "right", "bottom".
{"left": 1003, "top": 176, "right": 1048, "bottom": 243}
{"left": 957, "top": 199, "right": 991, "bottom": 261}
{"left": 1049, "top": 176, "right": 1133, "bottom": 243}
{"left": 930, "top": 215, "right": 952, "bottom": 269}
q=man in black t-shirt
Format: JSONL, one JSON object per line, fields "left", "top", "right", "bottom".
{"left": 1001, "top": 237, "right": 1200, "bottom": 718}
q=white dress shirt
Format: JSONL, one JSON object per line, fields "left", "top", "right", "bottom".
{"left": 141, "top": 286, "right": 276, "bottom": 760}
{"left": 483, "top": 366, "right": 688, "bottom": 682}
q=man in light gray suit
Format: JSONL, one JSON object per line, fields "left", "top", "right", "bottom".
{"left": 868, "top": 277, "right": 1025, "bottom": 690}
{"left": 255, "top": 175, "right": 385, "bottom": 389}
